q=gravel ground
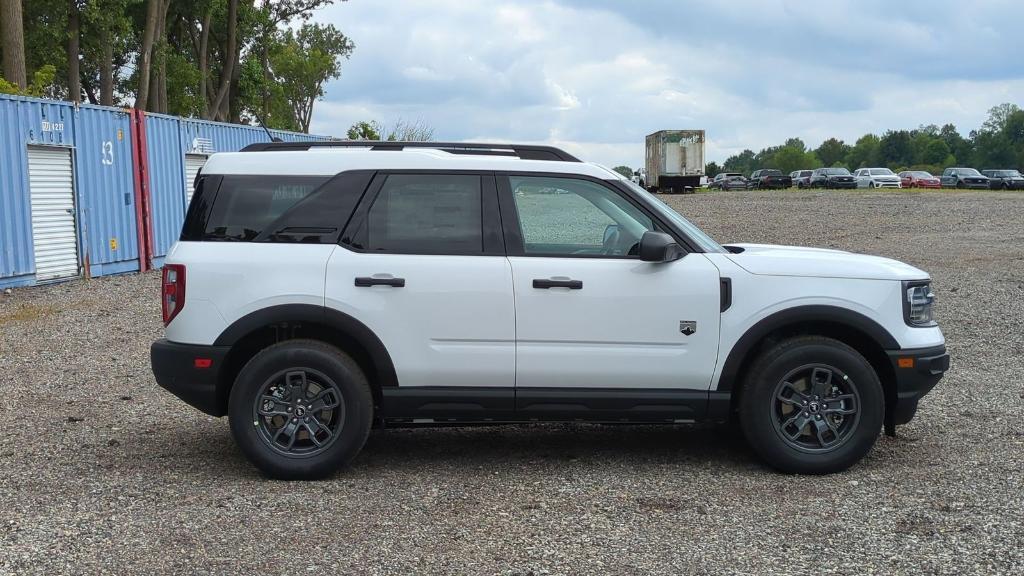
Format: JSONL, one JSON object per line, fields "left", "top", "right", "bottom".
{"left": 1, "top": 189, "right": 1022, "bottom": 575}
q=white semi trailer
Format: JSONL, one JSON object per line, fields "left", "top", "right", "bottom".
{"left": 643, "top": 130, "right": 706, "bottom": 194}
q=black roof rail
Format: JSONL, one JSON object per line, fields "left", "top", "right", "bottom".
{"left": 238, "top": 140, "right": 581, "bottom": 162}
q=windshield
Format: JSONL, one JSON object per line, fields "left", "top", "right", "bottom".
{"left": 995, "top": 170, "right": 1020, "bottom": 177}
{"left": 761, "top": 169, "right": 783, "bottom": 176}
{"left": 619, "top": 178, "right": 726, "bottom": 253}
{"left": 960, "top": 168, "right": 981, "bottom": 176}
{"left": 912, "top": 171, "right": 933, "bottom": 178}
{"left": 824, "top": 168, "right": 850, "bottom": 175}
{"left": 869, "top": 168, "right": 895, "bottom": 176}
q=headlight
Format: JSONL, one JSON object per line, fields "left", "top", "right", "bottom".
{"left": 903, "top": 281, "right": 935, "bottom": 326}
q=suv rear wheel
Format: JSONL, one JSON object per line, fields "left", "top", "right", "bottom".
{"left": 228, "top": 340, "right": 373, "bottom": 479}
{"left": 738, "top": 335, "right": 883, "bottom": 474}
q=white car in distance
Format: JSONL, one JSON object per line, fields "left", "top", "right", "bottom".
{"left": 854, "top": 168, "right": 903, "bottom": 189}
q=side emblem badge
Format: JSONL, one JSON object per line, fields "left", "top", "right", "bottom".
{"left": 679, "top": 321, "right": 697, "bottom": 336}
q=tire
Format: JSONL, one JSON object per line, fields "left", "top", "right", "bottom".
{"left": 956, "top": 179, "right": 965, "bottom": 189}
{"left": 737, "top": 335, "right": 884, "bottom": 474}
{"left": 229, "top": 339, "right": 374, "bottom": 480}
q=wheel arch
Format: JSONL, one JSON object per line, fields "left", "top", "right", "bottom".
{"left": 213, "top": 304, "right": 397, "bottom": 414}
{"left": 717, "top": 305, "right": 899, "bottom": 418}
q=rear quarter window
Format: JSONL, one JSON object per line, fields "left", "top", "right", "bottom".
{"left": 181, "top": 174, "right": 374, "bottom": 243}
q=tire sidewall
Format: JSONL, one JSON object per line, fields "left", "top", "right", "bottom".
{"left": 740, "top": 340, "right": 884, "bottom": 474}
{"left": 229, "top": 342, "right": 373, "bottom": 480}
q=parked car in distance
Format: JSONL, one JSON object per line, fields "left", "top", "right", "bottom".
{"left": 897, "top": 171, "right": 941, "bottom": 189}
{"left": 940, "top": 167, "right": 990, "bottom": 189}
{"left": 854, "top": 168, "right": 902, "bottom": 189}
{"left": 809, "top": 167, "right": 857, "bottom": 189}
{"left": 710, "top": 172, "right": 748, "bottom": 190}
{"left": 748, "top": 169, "right": 793, "bottom": 189}
{"left": 791, "top": 170, "right": 814, "bottom": 188}
{"left": 150, "top": 140, "right": 947, "bottom": 479}
{"left": 980, "top": 169, "right": 1024, "bottom": 190}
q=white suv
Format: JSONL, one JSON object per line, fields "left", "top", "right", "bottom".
{"left": 151, "top": 141, "right": 948, "bottom": 479}
{"left": 854, "top": 167, "right": 903, "bottom": 189}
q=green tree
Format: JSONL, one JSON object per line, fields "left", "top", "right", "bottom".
{"left": 612, "top": 165, "right": 633, "bottom": 178}
{"left": 846, "top": 134, "right": 881, "bottom": 169}
{"left": 266, "top": 23, "right": 352, "bottom": 132}
{"left": 705, "top": 161, "right": 721, "bottom": 178}
{"left": 347, "top": 120, "right": 381, "bottom": 140}
{"left": 921, "top": 139, "right": 951, "bottom": 165}
{"left": 722, "top": 149, "right": 757, "bottom": 175}
{"left": 815, "top": 138, "right": 849, "bottom": 167}
{"left": 878, "top": 130, "right": 913, "bottom": 168}
{"left": 981, "top": 103, "right": 1021, "bottom": 134}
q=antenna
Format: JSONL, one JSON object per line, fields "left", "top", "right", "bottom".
{"left": 252, "top": 112, "right": 283, "bottom": 143}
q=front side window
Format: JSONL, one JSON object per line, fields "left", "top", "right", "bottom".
{"left": 362, "top": 174, "right": 482, "bottom": 254}
{"left": 509, "top": 176, "right": 653, "bottom": 257}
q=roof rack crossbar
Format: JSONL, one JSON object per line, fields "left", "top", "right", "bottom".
{"left": 239, "top": 140, "right": 581, "bottom": 162}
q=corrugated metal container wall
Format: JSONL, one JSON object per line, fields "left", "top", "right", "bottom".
{"left": 75, "top": 104, "right": 139, "bottom": 276}
{"left": 0, "top": 95, "right": 77, "bottom": 288}
{"left": 144, "top": 114, "right": 186, "bottom": 260}
{"left": 146, "top": 113, "right": 334, "bottom": 262}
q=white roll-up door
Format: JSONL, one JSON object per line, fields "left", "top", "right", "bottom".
{"left": 184, "top": 154, "right": 208, "bottom": 206}
{"left": 28, "top": 146, "right": 79, "bottom": 282}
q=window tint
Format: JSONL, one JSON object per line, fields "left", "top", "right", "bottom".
{"left": 362, "top": 174, "right": 482, "bottom": 253}
{"left": 199, "top": 175, "right": 328, "bottom": 241}
{"left": 510, "top": 176, "right": 654, "bottom": 257}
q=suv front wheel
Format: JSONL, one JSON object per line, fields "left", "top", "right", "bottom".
{"left": 229, "top": 340, "right": 374, "bottom": 479}
{"left": 738, "top": 335, "right": 884, "bottom": 474}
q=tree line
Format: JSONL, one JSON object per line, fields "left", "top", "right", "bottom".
{"left": 0, "top": 0, "right": 352, "bottom": 132}
{"left": 708, "top": 103, "right": 1024, "bottom": 177}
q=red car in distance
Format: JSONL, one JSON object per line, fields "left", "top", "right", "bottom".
{"left": 898, "top": 170, "right": 942, "bottom": 189}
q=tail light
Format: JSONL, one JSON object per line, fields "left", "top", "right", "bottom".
{"left": 162, "top": 264, "right": 186, "bottom": 326}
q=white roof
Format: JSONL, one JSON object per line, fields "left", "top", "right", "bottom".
{"left": 202, "top": 147, "right": 617, "bottom": 179}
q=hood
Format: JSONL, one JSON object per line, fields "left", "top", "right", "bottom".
{"left": 723, "top": 243, "right": 928, "bottom": 281}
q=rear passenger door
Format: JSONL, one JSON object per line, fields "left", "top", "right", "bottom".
{"left": 325, "top": 172, "right": 515, "bottom": 395}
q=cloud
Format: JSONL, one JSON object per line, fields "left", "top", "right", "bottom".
{"left": 310, "top": 0, "right": 1024, "bottom": 167}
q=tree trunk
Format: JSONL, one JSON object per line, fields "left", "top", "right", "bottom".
{"left": 1, "top": 0, "right": 27, "bottom": 89}
{"left": 135, "top": 0, "right": 160, "bottom": 109}
{"left": 67, "top": 0, "right": 81, "bottom": 102}
{"left": 99, "top": 36, "right": 113, "bottom": 105}
{"left": 198, "top": 8, "right": 210, "bottom": 117}
{"left": 209, "top": 0, "right": 237, "bottom": 119}
{"left": 154, "top": 0, "right": 167, "bottom": 113}
{"left": 228, "top": 39, "right": 242, "bottom": 123}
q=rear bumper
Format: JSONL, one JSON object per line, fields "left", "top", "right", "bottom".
{"left": 886, "top": 344, "right": 949, "bottom": 426}
{"left": 151, "top": 339, "right": 230, "bottom": 416}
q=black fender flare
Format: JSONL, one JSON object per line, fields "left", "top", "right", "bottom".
{"left": 214, "top": 304, "right": 398, "bottom": 389}
{"left": 715, "top": 305, "right": 899, "bottom": 392}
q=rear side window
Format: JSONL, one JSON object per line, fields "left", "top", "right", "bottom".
{"left": 181, "top": 175, "right": 329, "bottom": 242}
{"left": 357, "top": 174, "right": 483, "bottom": 254}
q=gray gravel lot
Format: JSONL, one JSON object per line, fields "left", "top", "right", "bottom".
{"left": 1, "top": 190, "right": 1022, "bottom": 575}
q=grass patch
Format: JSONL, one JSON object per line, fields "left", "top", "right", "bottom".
{"left": 0, "top": 304, "right": 56, "bottom": 326}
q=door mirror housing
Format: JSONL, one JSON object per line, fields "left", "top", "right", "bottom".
{"left": 639, "top": 231, "right": 685, "bottom": 263}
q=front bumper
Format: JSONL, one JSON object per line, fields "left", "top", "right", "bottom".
{"left": 151, "top": 339, "right": 230, "bottom": 416}
{"left": 872, "top": 181, "right": 902, "bottom": 188}
{"left": 886, "top": 344, "right": 949, "bottom": 430}
{"left": 993, "top": 180, "right": 1024, "bottom": 190}
{"left": 827, "top": 180, "right": 857, "bottom": 189}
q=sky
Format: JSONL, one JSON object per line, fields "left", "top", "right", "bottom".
{"left": 310, "top": 0, "right": 1024, "bottom": 168}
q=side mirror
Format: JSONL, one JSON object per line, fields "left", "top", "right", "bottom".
{"left": 639, "top": 231, "right": 685, "bottom": 263}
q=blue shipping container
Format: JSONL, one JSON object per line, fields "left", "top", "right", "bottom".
{"left": 0, "top": 94, "right": 139, "bottom": 288}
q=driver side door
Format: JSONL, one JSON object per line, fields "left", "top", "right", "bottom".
{"left": 498, "top": 174, "right": 722, "bottom": 400}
